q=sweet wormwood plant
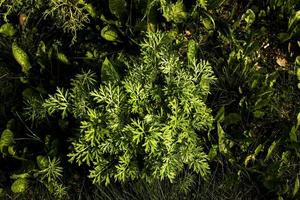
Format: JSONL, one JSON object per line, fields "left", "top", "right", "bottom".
{"left": 42, "top": 32, "right": 215, "bottom": 185}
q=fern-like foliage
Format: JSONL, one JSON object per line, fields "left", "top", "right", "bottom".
{"left": 43, "top": 32, "right": 215, "bottom": 185}
{"left": 43, "top": 88, "right": 70, "bottom": 119}
{"left": 35, "top": 157, "right": 67, "bottom": 199}
{"left": 43, "top": 0, "right": 92, "bottom": 44}
{"left": 0, "top": 0, "right": 23, "bottom": 22}
{"left": 42, "top": 70, "right": 97, "bottom": 119}
{"left": 37, "top": 157, "right": 63, "bottom": 183}
{"left": 24, "top": 95, "right": 47, "bottom": 123}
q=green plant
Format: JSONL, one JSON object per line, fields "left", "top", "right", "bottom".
{"left": 12, "top": 41, "right": 31, "bottom": 75}
{"left": 11, "top": 178, "right": 28, "bottom": 193}
{"left": 1, "top": 0, "right": 300, "bottom": 199}
{"left": 41, "top": 31, "right": 215, "bottom": 186}
{"left": 43, "top": 0, "right": 92, "bottom": 44}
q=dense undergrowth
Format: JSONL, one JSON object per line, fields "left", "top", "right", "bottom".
{"left": 0, "top": 0, "right": 300, "bottom": 199}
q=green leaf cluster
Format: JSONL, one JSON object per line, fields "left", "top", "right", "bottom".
{"left": 43, "top": 32, "right": 214, "bottom": 185}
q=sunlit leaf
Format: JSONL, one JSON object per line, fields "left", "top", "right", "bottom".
{"left": 37, "top": 155, "right": 50, "bottom": 169}
{"left": 101, "top": 25, "right": 119, "bottom": 42}
{"left": 101, "top": 57, "right": 120, "bottom": 82}
{"left": 12, "top": 42, "right": 31, "bottom": 74}
{"left": 254, "top": 144, "right": 263, "bottom": 156}
{"left": 202, "top": 12, "right": 215, "bottom": 31}
{"left": 0, "top": 129, "right": 14, "bottom": 152}
{"left": 57, "top": 52, "right": 70, "bottom": 64}
{"left": 85, "top": 3, "right": 97, "bottom": 18}
{"left": 198, "top": 0, "right": 207, "bottom": 9}
{"left": 208, "top": 144, "right": 218, "bottom": 160}
{"left": 290, "top": 126, "right": 298, "bottom": 142}
{"left": 0, "top": 23, "right": 16, "bottom": 37}
{"left": 288, "top": 10, "right": 300, "bottom": 31}
{"left": 217, "top": 122, "right": 229, "bottom": 155}
{"left": 244, "top": 154, "right": 255, "bottom": 167}
{"left": 265, "top": 141, "right": 277, "bottom": 161}
{"left": 11, "top": 179, "right": 28, "bottom": 193}
{"left": 293, "top": 175, "right": 300, "bottom": 197}
{"left": 215, "top": 107, "right": 225, "bottom": 123}
{"left": 187, "top": 39, "right": 197, "bottom": 64}
{"left": 242, "top": 9, "right": 255, "bottom": 25}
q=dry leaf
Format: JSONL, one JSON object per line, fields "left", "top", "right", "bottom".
{"left": 276, "top": 56, "right": 288, "bottom": 68}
